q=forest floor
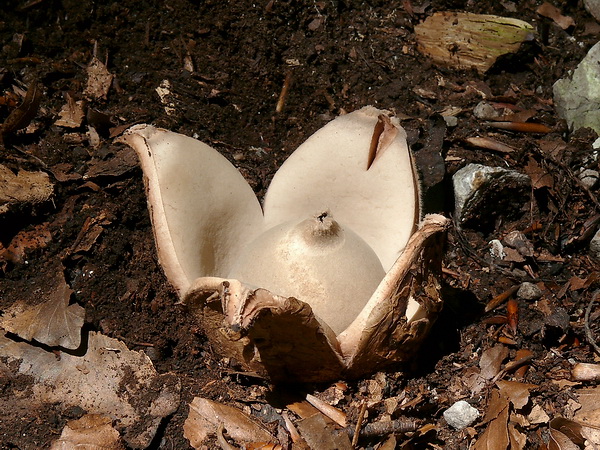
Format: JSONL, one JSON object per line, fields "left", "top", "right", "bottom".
{"left": 1, "top": 0, "right": 600, "bottom": 448}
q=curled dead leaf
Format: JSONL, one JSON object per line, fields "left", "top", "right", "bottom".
{"left": 184, "top": 397, "right": 276, "bottom": 449}
{"left": 0, "top": 271, "right": 83, "bottom": 349}
{"left": 50, "top": 414, "right": 124, "bottom": 450}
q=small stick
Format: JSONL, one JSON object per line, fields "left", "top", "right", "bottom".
{"left": 305, "top": 393, "right": 346, "bottom": 427}
{"left": 485, "top": 121, "right": 551, "bottom": 133}
{"left": 348, "top": 418, "right": 419, "bottom": 438}
{"left": 282, "top": 411, "right": 301, "bottom": 443}
{"left": 465, "top": 136, "right": 516, "bottom": 153}
{"left": 275, "top": 71, "right": 292, "bottom": 113}
{"left": 485, "top": 285, "right": 519, "bottom": 313}
{"left": 491, "top": 354, "right": 535, "bottom": 383}
{"left": 352, "top": 401, "right": 368, "bottom": 447}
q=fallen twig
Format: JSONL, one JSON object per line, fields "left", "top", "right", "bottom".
{"left": 485, "top": 121, "right": 552, "bottom": 133}
{"left": 465, "top": 136, "right": 516, "bottom": 153}
{"left": 348, "top": 418, "right": 419, "bottom": 439}
{"left": 352, "top": 401, "right": 367, "bottom": 447}
{"left": 485, "top": 285, "right": 519, "bottom": 312}
{"left": 275, "top": 71, "right": 292, "bottom": 113}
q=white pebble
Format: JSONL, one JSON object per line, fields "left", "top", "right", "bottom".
{"left": 443, "top": 400, "right": 479, "bottom": 430}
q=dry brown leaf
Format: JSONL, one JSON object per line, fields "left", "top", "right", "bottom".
{"left": 568, "top": 275, "right": 588, "bottom": 291}
{"left": 50, "top": 414, "right": 124, "bottom": 450}
{"left": 54, "top": 94, "right": 86, "bottom": 128}
{"left": 0, "top": 271, "right": 84, "bottom": 349}
{"left": 414, "top": 12, "right": 534, "bottom": 73}
{"left": 84, "top": 148, "right": 139, "bottom": 179}
{"left": 576, "top": 386, "right": 600, "bottom": 413}
{"left": 67, "top": 211, "right": 114, "bottom": 256}
{"left": 295, "top": 412, "right": 352, "bottom": 450}
{"left": 506, "top": 298, "right": 519, "bottom": 335}
{"left": 528, "top": 404, "right": 550, "bottom": 424}
{"left": 538, "top": 139, "right": 568, "bottom": 160}
{"left": 0, "top": 164, "right": 53, "bottom": 214}
{"left": 524, "top": 158, "right": 554, "bottom": 190}
{"left": 508, "top": 422, "right": 527, "bottom": 449}
{"left": 549, "top": 418, "right": 587, "bottom": 450}
{"left": 536, "top": 2, "right": 575, "bottom": 30}
{"left": 0, "top": 331, "right": 180, "bottom": 449}
{"left": 549, "top": 429, "right": 580, "bottom": 450}
{"left": 574, "top": 408, "right": 600, "bottom": 445}
{"left": 496, "top": 380, "right": 537, "bottom": 409}
{"left": 473, "top": 401, "right": 510, "bottom": 450}
{"left": 480, "top": 345, "right": 509, "bottom": 380}
{"left": 84, "top": 56, "right": 114, "bottom": 101}
{"left": 184, "top": 397, "right": 276, "bottom": 449}
{"left": 481, "top": 389, "right": 510, "bottom": 426}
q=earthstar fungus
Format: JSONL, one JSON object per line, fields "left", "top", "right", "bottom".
{"left": 121, "top": 106, "right": 449, "bottom": 382}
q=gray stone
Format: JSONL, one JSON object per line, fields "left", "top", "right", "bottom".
{"left": 443, "top": 400, "right": 479, "bottom": 430}
{"left": 473, "top": 101, "right": 500, "bottom": 120}
{"left": 453, "top": 164, "right": 531, "bottom": 228}
{"left": 553, "top": 41, "right": 600, "bottom": 134}
{"left": 503, "top": 230, "right": 534, "bottom": 257}
{"left": 591, "top": 227, "right": 600, "bottom": 259}
{"left": 443, "top": 115, "right": 458, "bottom": 127}
{"left": 518, "top": 282, "right": 543, "bottom": 300}
{"left": 584, "top": 0, "right": 600, "bottom": 22}
{"left": 579, "top": 169, "right": 599, "bottom": 189}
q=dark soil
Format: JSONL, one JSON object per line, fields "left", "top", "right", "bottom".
{"left": 0, "top": 0, "right": 599, "bottom": 448}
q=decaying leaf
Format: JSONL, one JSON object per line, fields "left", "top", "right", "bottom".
{"left": 496, "top": 380, "right": 537, "bottom": 409}
{"left": 155, "top": 79, "right": 177, "bottom": 116}
{"left": 549, "top": 417, "right": 586, "bottom": 449}
{"left": 465, "top": 136, "right": 516, "bottom": 154}
{"left": 83, "top": 148, "right": 139, "bottom": 179}
{"left": 574, "top": 408, "right": 600, "bottom": 445}
{"left": 536, "top": 2, "right": 575, "bottom": 30}
{"left": 0, "top": 271, "right": 83, "bottom": 349}
{"left": 50, "top": 414, "right": 124, "bottom": 450}
{"left": 0, "top": 331, "right": 180, "bottom": 448}
{"left": 183, "top": 397, "right": 276, "bottom": 449}
{"left": 473, "top": 401, "right": 510, "bottom": 450}
{"left": 54, "top": 93, "right": 86, "bottom": 128}
{"left": 480, "top": 345, "right": 509, "bottom": 380}
{"left": 523, "top": 158, "right": 555, "bottom": 190}
{"left": 415, "top": 12, "right": 535, "bottom": 73}
{"left": 67, "top": 210, "right": 114, "bottom": 256}
{"left": 295, "top": 412, "right": 352, "bottom": 450}
{"left": 0, "top": 164, "right": 54, "bottom": 214}
{"left": 84, "top": 56, "right": 114, "bottom": 101}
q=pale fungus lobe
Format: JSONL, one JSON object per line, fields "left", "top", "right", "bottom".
{"left": 121, "top": 106, "right": 449, "bottom": 382}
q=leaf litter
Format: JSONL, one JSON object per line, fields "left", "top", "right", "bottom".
{"left": 1, "top": 0, "right": 600, "bottom": 448}
{"left": 0, "top": 331, "right": 180, "bottom": 448}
